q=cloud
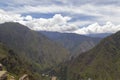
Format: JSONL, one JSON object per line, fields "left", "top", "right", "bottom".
{"left": 0, "top": 9, "right": 120, "bottom": 35}
{"left": 0, "top": 0, "right": 119, "bottom": 35}
{"left": 0, "top": 9, "right": 23, "bottom": 23}
{"left": 0, "top": 0, "right": 119, "bottom": 7}
{"left": 5, "top": 3, "right": 120, "bottom": 25}
{"left": 9, "top": 4, "right": 101, "bottom": 16}
{"left": 25, "top": 15, "right": 33, "bottom": 21}
{"left": 74, "top": 22, "right": 120, "bottom": 34}
{"left": 0, "top": 0, "right": 119, "bottom": 26}
{"left": 0, "top": 9, "right": 78, "bottom": 32}
{"left": 24, "top": 14, "right": 79, "bottom": 32}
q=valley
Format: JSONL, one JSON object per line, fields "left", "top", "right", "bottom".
{"left": 0, "top": 0, "right": 119, "bottom": 80}
{"left": 40, "top": 31, "right": 102, "bottom": 57}
{"left": 0, "top": 22, "right": 119, "bottom": 80}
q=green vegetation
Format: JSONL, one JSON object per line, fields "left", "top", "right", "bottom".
{"left": 65, "top": 31, "right": 120, "bottom": 80}
{"left": 0, "top": 22, "right": 69, "bottom": 71}
{"left": 0, "top": 22, "right": 70, "bottom": 80}
{"left": 0, "top": 42, "right": 41, "bottom": 80}
{"left": 2, "top": 22, "right": 119, "bottom": 80}
{"left": 40, "top": 31, "right": 101, "bottom": 57}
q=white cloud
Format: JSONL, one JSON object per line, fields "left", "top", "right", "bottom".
{"left": 0, "top": 9, "right": 23, "bottom": 23}
{"left": 74, "top": 22, "right": 120, "bottom": 34}
{"left": 0, "top": 0, "right": 120, "bottom": 26}
{"left": 7, "top": 4, "right": 120, "bottom": 25}
{"left": 0, "top": 9, "right": 120, "bottom": 35}
{"left": 10, "top": 5, "right": 83, "bottom": 14}
{"left": 25, "top": 15, "right": 33, "bottom": 21}
{"left": 9, "top": 4, "right": 101, "bottom": 16}
{"left": 24, "top": 14, "right": 78, "bottom": 32}
{"left": 0, "top": 9, "right": 78, "bottom": 32}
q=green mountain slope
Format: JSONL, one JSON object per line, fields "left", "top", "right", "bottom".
{"left": 65, "top": 31, "right": 120, "bottom": 80}
{"left": 0, "top": 22, "right": 69, "bottom": 72}
{"left": 0, "top": 42, "right": 41, "bottom": 80}
{"left": 40, "top": 31, "right": 101, "bottom": 57}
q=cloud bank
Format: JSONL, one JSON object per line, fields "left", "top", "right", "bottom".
{"left": 24, "top": 14, "right": 78, "bottom": 32}
{"left": 0, "top": 9, "right": 78, "bottom": 32}
{"left": 74, "top": 22, "right": 120, "bottom": 34}
{"left": 0, "top": 9, "right": 120, "bottom": 35}
{"left": 0, "top": 0, "right": 119, "bottom": 25}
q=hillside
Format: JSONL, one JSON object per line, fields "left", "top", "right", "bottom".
{"left": 66, "top": 31, "right": 120, "bottom": 80}
{"left": 0, "top": 42, "right": 41, "bottom": 80}
{"left": 0, "top": 22, "right": 69, "bottom": 73}
{"left": 40, "top": 31, "right": 101, "bottom": 57}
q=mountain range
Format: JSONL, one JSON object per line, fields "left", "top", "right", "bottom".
{"left": 0, "top": 22, "right": 69, "bottom": 74}
{"left": 64, "top": 31, "right": 120, "bottom": 80}
{"left": 40, "top": 31, "right": 101, "bottom": 57}
{"left": 87, "top": 33, "right": 112, "bottom": 38}
{"left": 0, "top": 22, "right": 119, "bottom": 80}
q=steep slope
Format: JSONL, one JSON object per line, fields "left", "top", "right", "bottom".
{"left": 0, "top": 42, "right": 40, "bottom": 80}
{"left": 0, "top": 22, "right": 69, "bottom": 72}
{"left": 67, "top": 31, "right": 120, "bottom": 80}
{"left": 40, "top": 31, "right": 101, "bottom": 57}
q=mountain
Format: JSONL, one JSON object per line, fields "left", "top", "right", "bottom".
{"left": 0, "top": 42, "right": 41, "bottom": 80}
{"left": 40, "top": 31, "right": 101, "bottom": 57}
{"left": 87, "top": 33, "right": 112, "bottom": 38}
{"left": 0, "top": 22, "right": 69, "bottom": 73}
{"left": 66, "top": 31, "right": 120, "bottom": 80}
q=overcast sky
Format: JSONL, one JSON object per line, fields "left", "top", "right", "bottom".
{"left": 0, "top": 0, "right": 120, "bottom": 34}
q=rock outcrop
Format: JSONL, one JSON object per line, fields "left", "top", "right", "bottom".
{"left": 0, "top": 63, "right": 7, "bottom": 80}
{"left": 19, "top": 74, "right": 29, "bottom": 80}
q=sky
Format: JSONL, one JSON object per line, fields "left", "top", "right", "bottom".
{"left": 0, "top": 0, "right": 120, "bottom": 34}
